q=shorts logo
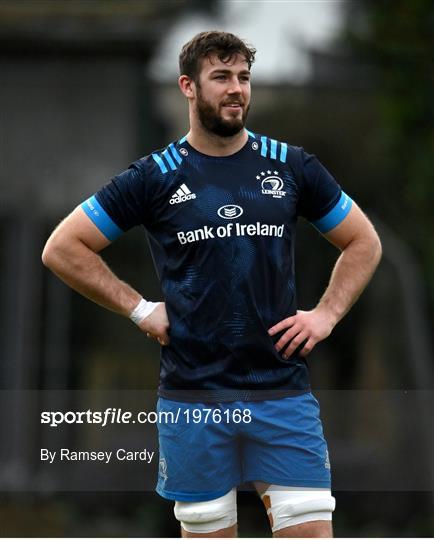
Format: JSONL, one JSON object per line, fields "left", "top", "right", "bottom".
{"left": 257, "top": 170, "right": 286, "bottom": 198}
{"left": 325, "top": 449, "right": 331, "bottom": 470}
{"left": 169, "top": 183, "right": 196, "bottom": 205}
{"left": 159, "top": 458, "right": 168, "bottom": 480}
{"left": 217, "top": 205, "right": 244, "bottom": 219}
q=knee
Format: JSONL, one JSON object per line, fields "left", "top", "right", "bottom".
{"left": 174, "top": 488, "right": 237, "bottom": 534}
{"left": 260, "top": 485, "right": 336, "bottom": 533}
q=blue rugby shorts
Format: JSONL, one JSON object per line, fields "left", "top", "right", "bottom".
{"left": 156, "top": 392, "right": 331, "bottom": 502}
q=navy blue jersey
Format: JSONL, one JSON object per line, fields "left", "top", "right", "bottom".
{"left": 82, "top": 131, "right": 352, "bottom": 402}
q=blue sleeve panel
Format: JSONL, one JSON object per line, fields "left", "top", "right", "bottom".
{"left": 296, "top": 148, "right": 351, "bottom": 231}
{"left": 312, "top": 191, "right": 353, "bottom": 233}
{"left": 81, "top": 195, "right": 124, "bottom": 241}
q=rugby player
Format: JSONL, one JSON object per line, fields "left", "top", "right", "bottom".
{"left": 42, "top": 31, "right": 382, "bottom": 538}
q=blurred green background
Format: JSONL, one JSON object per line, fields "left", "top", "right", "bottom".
{"left": 0, "top": 0, "right": 432, "bottom": 537}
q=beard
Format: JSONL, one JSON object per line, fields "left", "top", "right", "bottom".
{"left": 196, "top": 86, "right": 250, "bottom": 137}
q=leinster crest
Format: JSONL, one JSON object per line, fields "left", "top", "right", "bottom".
{"left": 257, "top": 170, "right": 286, "bottom": 198}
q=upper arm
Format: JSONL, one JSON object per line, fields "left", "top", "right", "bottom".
{"left": 45, "top": 158, "right": 153, "bottom": 256}
{"left": 294, "top": 148, "right": 380, "bottom": 252}
{"left": 43, "top": 159, "right": 156, "bottom": 271}
{"left": 44, "top": 205, "right": 112, "bottom": 256}
{"left": 322, "top": 201, "right": 380, "bottom": 251}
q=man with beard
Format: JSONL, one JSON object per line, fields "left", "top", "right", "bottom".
{"left": 42, "top": 31, "right": 382, "bottom": 537}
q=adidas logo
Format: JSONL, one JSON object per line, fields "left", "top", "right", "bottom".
{"left": 169, "top": 183, "right": 196, "bottom": 205}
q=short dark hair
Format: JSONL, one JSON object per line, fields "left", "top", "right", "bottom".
{"left": 179, "top": 30, "right": 256, "bottom": 82}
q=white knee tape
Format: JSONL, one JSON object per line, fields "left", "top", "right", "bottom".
{"left": 174, "top": 488, "right": 237, "bottom": 534}
{"left": 261, "top": 485, "right": 336, "bottom": 532}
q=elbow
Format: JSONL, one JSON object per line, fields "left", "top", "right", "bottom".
{"left": 41, "top": 236, "right": 58, "bottom": 269}
{"left": 42, "top": 230, "right": 70, "bottom": 271}
{"left": 371, "top": 232, "right": 383, "bottom": 268}
{"left": 42, "top": 230, "right": 90, "bottom": 275}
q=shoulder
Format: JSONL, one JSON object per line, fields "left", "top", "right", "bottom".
{"left": 137, "top": 139, "right": 185, "bottom": 177}
{"left": 246, "top": 130, "right": 304, "bottom": 169}
{"left": 114, "top": 140, "right": 185, "bottom": 197}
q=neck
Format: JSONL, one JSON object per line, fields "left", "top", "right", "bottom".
{"left": 186, "top": 114, "right": 248, "bottom": 157}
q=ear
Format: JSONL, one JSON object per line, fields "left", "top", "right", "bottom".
{"left": 178, "top": 75, "right": 196, "bottom": 99}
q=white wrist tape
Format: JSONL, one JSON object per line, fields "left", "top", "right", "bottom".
{"left": 129, "top": 298, "right": 160, "bottom": 325}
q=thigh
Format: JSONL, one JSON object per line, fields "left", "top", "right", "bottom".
{"left": 242, "top": 393, "right": 331, "bottom": 488}
{"left": 156, "top": 398, "right": 242, "bottom": 502}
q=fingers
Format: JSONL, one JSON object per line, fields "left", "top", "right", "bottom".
{"left": 268, "top": 315, "right": 297, "bottom": 336}
{"left": 277, "top": 331, "right": 318, "bottom": 359}
{"left": 157, "top": 333, "right": 170, "bottom": 346}
{"left": 146, "top": 330, "right": 170, "bottom": 346}
{"left": 274, "top": 324, "right": 301, "bottom": 353}
{"left": 269, "top": 311, "right": 320, "bottom": 359}
{"left": 161, "top": 330, "right": 170, "bottom": 346}
{"left": 281, "top": 330, "right": 309, "bottom": 359}
{"left": 299, "top": 338, "right": 315, "bottom": 357}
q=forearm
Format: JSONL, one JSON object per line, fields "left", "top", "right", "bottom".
{"left": 42, "top": 239, "right": 141, "bottom": 317}
{"left": 317, "top": 235, "right": 382, "bottom": 325}
{"left": 270, "top": 205, "right": 382, "bottom": 357}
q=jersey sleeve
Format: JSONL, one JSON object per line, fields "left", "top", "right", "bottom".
{"left": 297, "top": 149, "right": 352, "bottom": 233}
{"left": 81, "top": 160, "right": 149, "bottom": 241}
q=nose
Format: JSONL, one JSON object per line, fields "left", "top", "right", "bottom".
{"left": 228, "top": 76, "right": 242, "bottom": 94}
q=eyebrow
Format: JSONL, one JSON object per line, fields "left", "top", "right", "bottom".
{"left": 210, "top": 69, "right": 251, "bottom": 76}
